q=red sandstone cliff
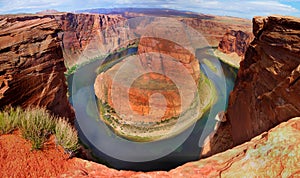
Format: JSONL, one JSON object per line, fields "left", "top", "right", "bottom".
{"left": 202, "top": 15, "right": 300, "bottom": 157}
{"left": 56, "top": 13, "right": 124, "bottom": 67}
{"left": 0, "top": 13, "right": 124, "bottom": 120}
{"left": 218, "top": 30, "right": 253, "bottom": 56}
{"left": 0, "top": 15, "right": 74, "bottom": 119}
{"left": 181, "top": 16, "right": 252, "bottom": 46}
{"left": 228, "top": 15, "right": 300, "bottom": 144}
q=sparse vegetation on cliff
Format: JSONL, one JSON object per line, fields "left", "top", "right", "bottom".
{"left": 55, "top": 118, "right": 79, "bottom": 153}
{"left": 0, "top": 107, "right": 79, "bottom": 152}
{"left": 0, "top": 107, "right": 21, "bottom": 135}
{"left": 19, "top": 108, "right": 56, "bottom": 150}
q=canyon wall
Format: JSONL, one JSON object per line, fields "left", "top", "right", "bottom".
{"left": 0, "top": 15, "right": 74, "bottom": 119}
{"left": 0, "top": 13, "right": 123, "bottom": 120}
{"left": 55, "top": 13, "right": 124, "bottom": 67}
{"left": 228, "top": 15, "right": 300, "bottom": 145}
{"left": 218, "top": 30, "right": 253, "bottom": 56}
{"left": 181, "top": 16, "right": 252, "bottom": 46}
{"left": 202, "top": 15, "right": 300, "bottom": 157}
{"left": 0, "top": 12, "right": 299, "bottom": 177}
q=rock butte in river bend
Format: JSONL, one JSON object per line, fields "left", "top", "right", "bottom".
{"left": 94, "top": 36, "right": 214, "bottom": 141}
{"left": 95, "top": 37, "right": 201, "bottom": 121}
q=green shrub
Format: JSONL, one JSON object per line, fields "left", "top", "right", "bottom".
{"left": 0, "top": 107, "right": 22, "bottom": 134}
{"left": 55, "top": 118, "right": 79, "bottom": 153}
{"left": 0, "top": 107, "right": 79, "bottom": 153}
{"left": 19, "top": 108, "right": 56, "bottom": 150}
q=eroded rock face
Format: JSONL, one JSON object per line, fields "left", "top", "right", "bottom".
{"left": 63, "top": 117, "right": 300, "bottom": 177}
{"left": 181, "top": 16, "right": 252, "bottom": 46}
{"left": 2, "top": 13, "right": 299, "bottom": 176}
{"left": 56, "top": 13, "right": 125, "bottom": 67}
{"left": 228, "top": 16, "right": 300, "bottom": 145}
{"left": 0, "top": 15, "right": 74, "bottom": 119}
{"left": 0, "top": 13, "right": 124, "bottom": 120}
{"left": 202, "top": 16, "right": 300, "bottom": 157}
{"left": 218, "top": 30, "right": 253, "bottom": 56}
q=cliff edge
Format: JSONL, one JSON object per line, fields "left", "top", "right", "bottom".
{"left": 202, "top": 15, "right": 300, "bottom": 157}
{"left": 0, "top": 15, "right": 74, "bottom": 119}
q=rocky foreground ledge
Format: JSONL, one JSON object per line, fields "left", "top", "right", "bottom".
{"left": 1, "top": 117, "right": 299, "bottom": 177}
{"left": 60, "top": 117, "right": 300, "bottom": 177}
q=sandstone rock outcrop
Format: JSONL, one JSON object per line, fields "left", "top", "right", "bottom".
{"left": 95, "top": 37, "right": 201, "bottom": 121}
{"left": 61, "top": 117, "right": 300, "bottom": 177}
{"left": 55, "top": 13, "right": 124, "bottom": 67}
{"left": 181, "top": 16, "right": 252, "bottom": 46}
{"left": 94, "top": 36, "right": 214, "bottom": 141}
{"left": 0, "top": 13, "right": 124, "bottom": 120}
{"left": 202, "top": 15, "right": 300, "bottom": 157}
{"left": 228, "top": 15, "right": 300, "bottom": 145}
{"left": 0, "top": 15, "right": 74, "bottom": 119}
{"left": 2, "top": 12, "right": 298, "bottom": 177}
{"left": 218, "top": 30, "right": 253, "bottom": 56}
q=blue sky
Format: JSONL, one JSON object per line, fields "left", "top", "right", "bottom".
{"left": 0, "top": 0, "right": 299, "bottom": 19}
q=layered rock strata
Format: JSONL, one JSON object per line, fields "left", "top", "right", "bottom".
{"left": 94, "top": 36, "right": 214, "bottom": 141}
{"left": 0, "top": 15, "right": 74, "bottom": 119}
{"left": 218, "top": 30, "right": 253, "bottom": 56}
{"left": 0, "top": 13, "right": 124, "bottom": 119}
{"left": 202, "top": 15, "right": 300, "bottom": 157}
{"left": 228, "top": 16, "right": 300, "bottom": 145}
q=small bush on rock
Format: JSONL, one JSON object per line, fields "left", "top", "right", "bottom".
{"left": 0, "top": 107, "right": 22, "bottom": 134}
{"left": 55, "top": 118, "right": 79, "bottom": 153}
{"left": 0, "top": 107, "right": 79, "bottom": 153}
{"left": 19, "top": 108, "right": 56, "bottom": 150}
